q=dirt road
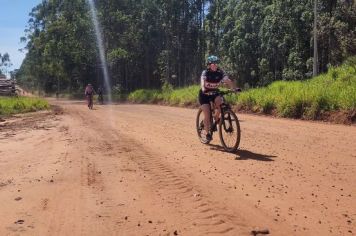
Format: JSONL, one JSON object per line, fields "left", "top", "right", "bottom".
{"left": 0, "top": 99, "right": 355, "bottom": 236}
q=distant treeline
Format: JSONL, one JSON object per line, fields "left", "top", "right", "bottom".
{"left": 16, "top": 0, "right": 355, "bottom": 93}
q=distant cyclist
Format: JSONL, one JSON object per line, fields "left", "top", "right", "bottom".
{"left": 97, "top": 86, "right": 104, "bottom": 104}
{"left": 85, "top": 83, "right": 95, "bottom": 109}
{"left": 198, "top": 55, "right": 240, "bottom": 141}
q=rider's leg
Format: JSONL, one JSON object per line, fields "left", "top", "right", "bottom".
{"left": 214, "top": 96, "right": 223, "bottom": 121}
{"left": 201, "top": 104, "right": 211, "bottom": 134}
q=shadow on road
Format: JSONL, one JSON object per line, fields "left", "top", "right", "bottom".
{"left": 236, "top": 149, "right": 276, "bottom": 161}
{"left": 209, "top": 144, "right": 276, "bottom": 161}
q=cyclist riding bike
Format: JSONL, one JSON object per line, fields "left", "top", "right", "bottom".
{"left": 199, "top": 55, "right": 240, "bottom": 142}
{"left": 97, "top": 86, "right": 104, "bottom": 104}
{"left": 85, "top": 83, "right": 95, "bottom": 109}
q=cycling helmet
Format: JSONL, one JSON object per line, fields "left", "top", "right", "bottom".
{"left": 207, "top": 55, "right": 220, "bottom": 65}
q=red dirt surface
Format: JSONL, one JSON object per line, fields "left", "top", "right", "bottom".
{"left": 0, "top": 99, "right": 355, "bottom": 235}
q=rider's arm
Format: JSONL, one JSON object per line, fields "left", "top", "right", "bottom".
{"left": 224, "top": 77, "right": 243, "bottom": 92}
{"left": 221, "top": 71, "right": 236, "bottom": 90}
{"left": 224, "top": 77, "right": 235, "bottom": 89}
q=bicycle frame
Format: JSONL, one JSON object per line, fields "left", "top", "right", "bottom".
{"left": 208, "top": 94, "right": 231, "bottom": 133}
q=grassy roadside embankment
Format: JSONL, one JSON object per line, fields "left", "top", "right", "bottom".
{"left": 0, "top": 96, "right": 49, "bottom": 116}
{"left": 127, "top": 57, "right": 356, "bottom": 124}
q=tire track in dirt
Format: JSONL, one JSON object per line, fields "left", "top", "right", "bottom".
{"left": 108, "top": 136, "right": 252, "bottom": 235}
{"left": 70, "top": 105, "right": 253, "bottom": 235}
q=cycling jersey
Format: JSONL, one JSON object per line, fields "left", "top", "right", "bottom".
{"left": 201, "top": 68, "right": 229, "bottom": 93}
{"left": 85, "top": 86, "right": 94, "bottom": 96}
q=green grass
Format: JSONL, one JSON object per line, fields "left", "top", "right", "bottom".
{"left": 237, "top": 57, "right": 356, "bottom": 119}
{"left": 128, "top": 89, "right": 163, "bottom": 103}
{"left": 164, "top": 85, "right": 199, "bottom": 106}
{"left": 127, "top": 85, "right": 200, "bottom": 106}
{"left": 0, "top": 96, "right": 49, "bottom": 116}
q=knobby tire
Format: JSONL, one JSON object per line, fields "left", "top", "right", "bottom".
{"left": 218, "top": 109, "right": 240, "bottom": 152}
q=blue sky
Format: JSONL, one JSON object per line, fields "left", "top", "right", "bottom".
{"left": 0, "top": 0, "right": 42, "bottom": 73}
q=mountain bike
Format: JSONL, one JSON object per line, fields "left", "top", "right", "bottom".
{"left": 196, "top": 90, "right": 241, "bottom": 152}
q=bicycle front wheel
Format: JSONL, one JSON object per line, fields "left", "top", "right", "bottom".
{"left": 219, "top": 109, "right": 241, "bottom": 152}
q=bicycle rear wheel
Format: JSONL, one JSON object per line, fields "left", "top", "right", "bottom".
{"left": 196, "top": 108, "right": 211, "bottom": 144}
{"left": 89, "top": 97, "right": 93, "bottom": 109}
{"left": 219, "top": 109, "right": 241, "bottom": 152}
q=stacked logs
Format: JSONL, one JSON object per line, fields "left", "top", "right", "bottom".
{"left": 0, "top": 75, "right": 16, "bottom": 96}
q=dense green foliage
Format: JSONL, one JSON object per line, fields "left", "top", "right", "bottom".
{"left": 18, "top": 0, "right": 96, "bottom": 93}
{"left": 208, "top": 0, "right": 355, "bottom": 86}
{"left": 16, "top": 0, "right": 355, "bottom": 94}
{"left": 127, "top": 57, "right": 356, "bottom": 119}
{"left": 0, "top": 96, "right": 49, "bottom": 115}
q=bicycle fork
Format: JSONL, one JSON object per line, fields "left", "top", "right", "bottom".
{"left": 220, "top": 106, "right": 234, "bottom": 133}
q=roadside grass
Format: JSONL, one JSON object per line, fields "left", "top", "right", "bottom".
{"left": 128, "top": 89, "right": 163, "bottom": 103}
{"left": 238, "top": 57, "right": 356, "bottom": 119}
{"left": 164, "top": 85, "right": 198, "bottom": 106}
{"left": 127, "top": 57, "right": 355, "bottom": 121}
{"left": 128, "top": 85, "right": 200, "bottom": 106}
{"left": 0, "top": 96, "right": 49, "bottom": 116}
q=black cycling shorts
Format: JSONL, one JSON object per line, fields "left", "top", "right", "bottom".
{"left": 198, "top": 90, "right": 219, "bottom": 105}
